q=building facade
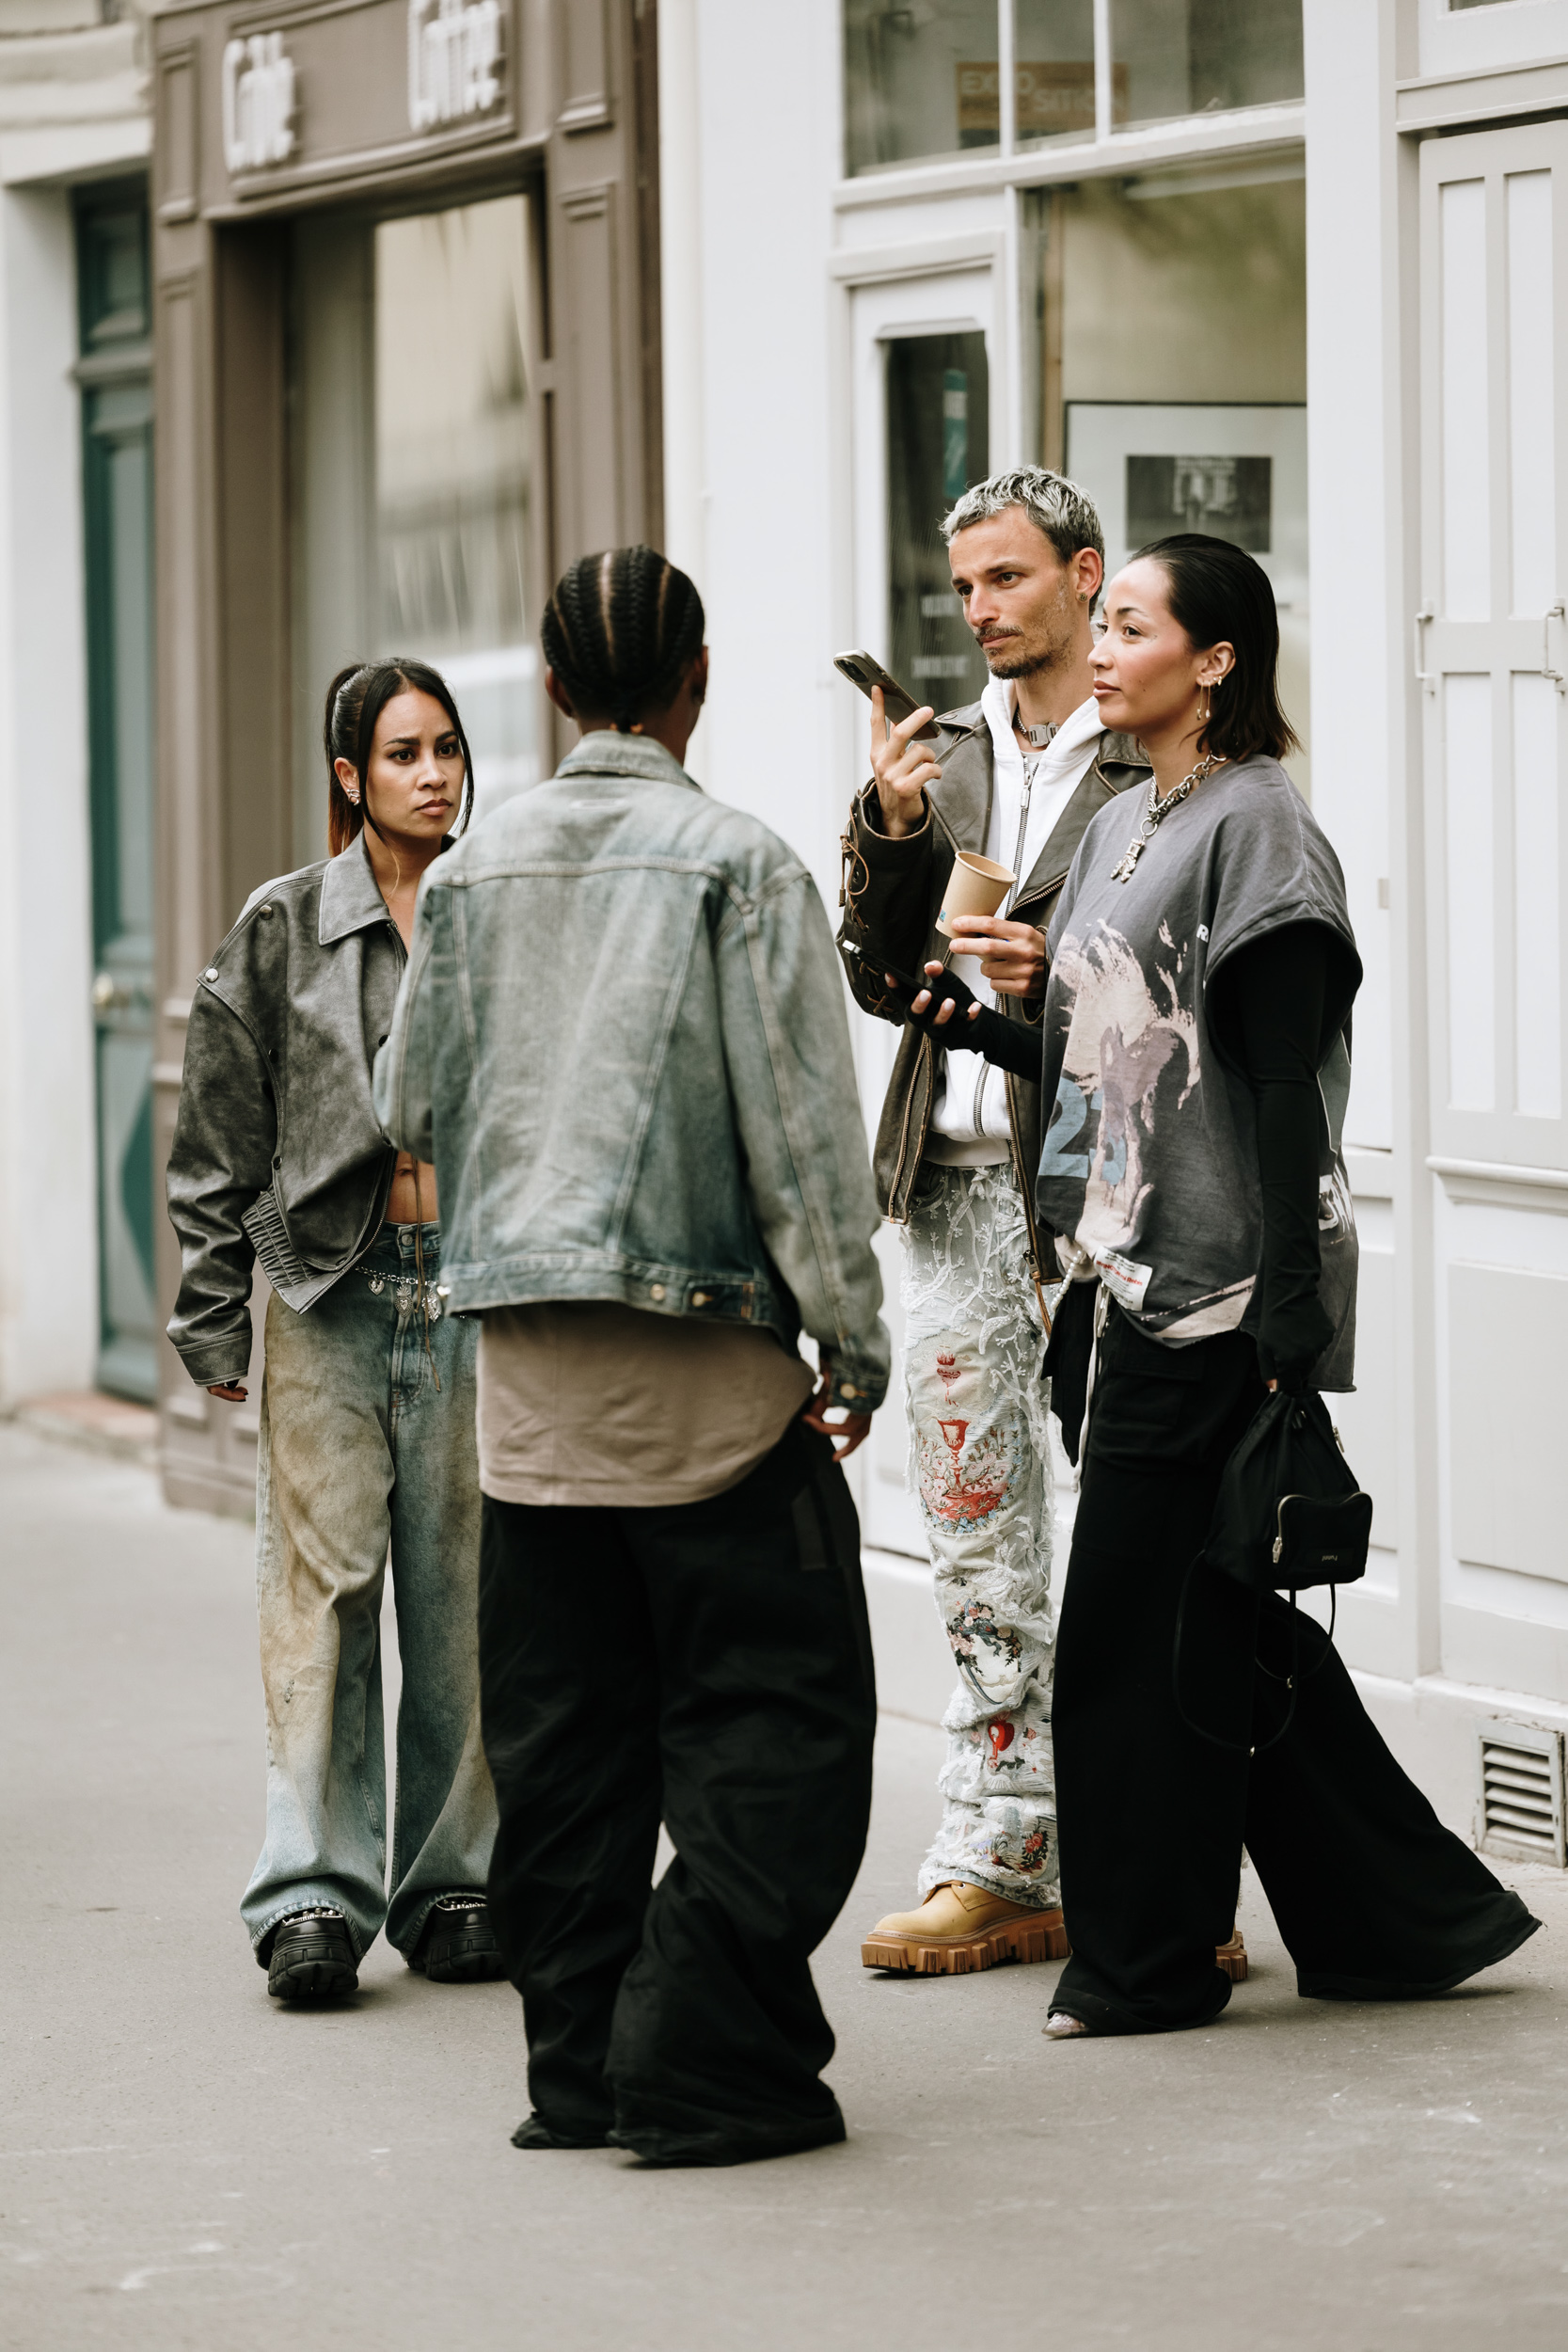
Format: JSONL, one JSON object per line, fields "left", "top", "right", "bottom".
{"left": 147, "top": 0, "right": 661, "bottom": 1511}
{"left": 0, "top": 2, "right": 154, "bottom": 1417}
{"left": 664, "top": 0, "right": 1568, "bottom": 1861}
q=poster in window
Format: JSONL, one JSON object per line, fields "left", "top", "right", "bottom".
{"left": 1064, "top": 403, "right": 1307, "bottom": 611}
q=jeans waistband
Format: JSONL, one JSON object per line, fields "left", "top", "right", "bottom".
{"left": 358, "top": 1220, "right": 441, "bottom": 1273}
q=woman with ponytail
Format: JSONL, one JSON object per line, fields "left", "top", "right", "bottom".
{"left": 166, "top": 658, "right": 502, "bottom": 2002}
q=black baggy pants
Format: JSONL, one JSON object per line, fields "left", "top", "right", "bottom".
{"left": 1051, "top": 1310, "right": 1538, "bottom": 2035}
{"left": 478, "top": 1419, "right": 878, "bottom": 2163}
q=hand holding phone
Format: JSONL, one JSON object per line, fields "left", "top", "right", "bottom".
{"left": 832, "top": 651, "right": 942, "bottom": 742}
{"left": 834, "top": 652, "right": 942, "bottom": 840}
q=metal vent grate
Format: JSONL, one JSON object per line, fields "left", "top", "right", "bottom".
{"left": 1476, "top": 1724, "right": 1566, "bottom": 1868}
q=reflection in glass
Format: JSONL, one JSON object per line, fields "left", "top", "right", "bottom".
{"left": 1110, "top": 0, "right": 1302, "bottom": 127}
{"left": 290, "top": 194, "right": 537, "bottom": 862}
{"left": 1022, "top": 171, "right": 1309, "bottom": 788}
{"left": 887, "top": 332, "right": 990, "bottom": 714}
{"left": 844, "top": 0, "right": 1000, "bottom": 175}
{"left": 1013, "top": 0, "right": 1101, "bottom": 148}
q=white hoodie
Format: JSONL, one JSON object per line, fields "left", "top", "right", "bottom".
{"left": 926, "top": 681, "right": 1104, "bottom": 1164}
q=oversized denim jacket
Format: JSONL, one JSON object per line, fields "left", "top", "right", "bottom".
{"left": 372, "top": 734, "right": 891, "bottom": 1412}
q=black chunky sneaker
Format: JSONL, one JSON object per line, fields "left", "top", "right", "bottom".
{"left": 409, "top": 1897, "right": 507, "bottom": 1984}
{"left": 264, "top": 1909, "right": 358, "bottom": 2001}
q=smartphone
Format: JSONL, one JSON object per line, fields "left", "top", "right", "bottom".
{"left": 833, "top": 650, "right": 942, "bottom": 742}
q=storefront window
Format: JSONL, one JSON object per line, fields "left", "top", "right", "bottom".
{"left": 845, "top": 1, "right": 1000, "bottom": 173}
{"left": 1024, "top": 167, "right": 1309, "bottom": 786}
{"left": 1015, "top": 0, "right": 1099, "bottom": 151}
{"left": 1109, "top": 0, "right": 1302, "bottom": 126}
{"left": 289, "top": 191, "right": 537, "bottom": 861}
{"left": 844, "top": 1, "right": 1301, "bottom": 171}
{"left": 887, "top": 331, "right": 990, "bottom": 711}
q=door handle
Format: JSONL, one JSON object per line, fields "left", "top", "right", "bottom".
{"left": 92, "top": 972, "right": 133, "bottom": 1011}
{"left": 1544, "top": 602, "right": 1566, "bottom": 692}
{"left": 1414, "top": 606, "right": 1435, "bottom": 692}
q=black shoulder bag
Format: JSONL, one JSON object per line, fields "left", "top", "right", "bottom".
{"left": 1174, "top": 1389, "right": 1374, "bottom": 1755}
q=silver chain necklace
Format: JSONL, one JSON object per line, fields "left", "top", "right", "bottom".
{"left": 1111, "top": 755, "right": 1224, "bottom": 883}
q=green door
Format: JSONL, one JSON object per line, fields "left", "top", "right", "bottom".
{"left": 77, "top": 185, "right": 157, "bottom": 1401}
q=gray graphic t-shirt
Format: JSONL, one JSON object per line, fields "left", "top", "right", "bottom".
{"left": 1038, "top": 755, "right": 1361, "bottom": 1390}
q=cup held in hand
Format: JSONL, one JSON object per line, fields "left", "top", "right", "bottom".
{"left": 936, "top": 852, "right": 1016, "bottom": 948}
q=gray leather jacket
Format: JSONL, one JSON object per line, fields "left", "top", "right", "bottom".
{"left": 372, "top": 732, "right": 891, "bottom": 1413}
{"left": 165, "top": 834, "right": 406, "bottom": 1388}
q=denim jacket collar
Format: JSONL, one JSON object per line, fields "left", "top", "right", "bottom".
{"left": 558, "top": 731, "right": 702, "bottom": 795}
{"left": 319, "top": 832, "right": 392, "bottom": 946}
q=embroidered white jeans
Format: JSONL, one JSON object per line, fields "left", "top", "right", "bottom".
{"left": 902, "top": 1162, "right": 1059, "bottom": 1908}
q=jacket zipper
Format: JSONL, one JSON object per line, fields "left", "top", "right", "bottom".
{"left": 972, "top": 757, "right": 1037, "bottom": 1136}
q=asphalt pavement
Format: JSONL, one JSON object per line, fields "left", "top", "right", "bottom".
{"left": 3, "top": 1420, "right": 1566, "bottom": 2351}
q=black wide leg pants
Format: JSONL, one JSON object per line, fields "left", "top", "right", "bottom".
{"left": 478, "top": 1419, "right": 877, "bottom": 2163}
{"left": 1050, "top": 1311, "right": 1538, "bottom": 2036}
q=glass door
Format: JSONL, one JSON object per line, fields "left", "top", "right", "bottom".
{"left": 78, "top": 184, "right": 157, "bottom": 1402}
{"left": 848, "top": 267, "right": 995, "bottom": 1556}
{"left": 288, "top": 190, "right": 540, "bottom": 866}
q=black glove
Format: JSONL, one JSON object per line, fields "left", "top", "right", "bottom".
{"left": 881, "top": 964, "right": 1040, "bottom": 1082}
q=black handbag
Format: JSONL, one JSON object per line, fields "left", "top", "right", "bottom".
{"left": 1175, "top": 1391, "right": 1373, "bottom": 1755}
{"left": 1205, "top": 1389, "right": 1373, "bottom": 1593}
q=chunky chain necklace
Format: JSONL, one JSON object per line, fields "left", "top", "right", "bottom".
{"left": 1111, "top": 755, "right": 1224, "bottom": 883}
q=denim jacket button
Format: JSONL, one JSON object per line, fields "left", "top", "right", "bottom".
{"left": 690, "top": 1291, "right": 709, "bottom": 1307}
{"left": 436, "top": 1285, "right": 451, "bottom": 1298}
{"left": 203, "top": 966, "right": 219, "bottom": 981}
{"left": 649, "top": 1282, "right": 667, "bottom": 1301}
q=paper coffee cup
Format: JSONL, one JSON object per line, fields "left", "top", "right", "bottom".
{"left": 936, "top": 852, "right": 1016, "bottom": 947}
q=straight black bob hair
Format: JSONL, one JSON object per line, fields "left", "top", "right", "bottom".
{"left": 1132, "top": 532, "right": 1300, "bottom": 766}
{"left": 324, "top": 658, "right": 475, "bottom": 857}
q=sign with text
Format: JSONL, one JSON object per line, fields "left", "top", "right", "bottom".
{"left": 408, "top": 0, "right": 503, "bottom": 132}
{"left": 956, "top": 60, "right": 1128, "bottom": 140}
{"left": 222, "top": 30, "right": 296, "bottom": 172}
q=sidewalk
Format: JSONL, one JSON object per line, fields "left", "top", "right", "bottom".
{"left": 3, "top": 1422, "right": 1565, "bottom": 2351}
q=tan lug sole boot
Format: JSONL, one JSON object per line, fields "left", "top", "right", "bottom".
{"left": 1216, "top": 1929, "right": 1248, "bottom": 1982}
{"left": 862, "top": 1880, "right": 1069, "bottom": 1975}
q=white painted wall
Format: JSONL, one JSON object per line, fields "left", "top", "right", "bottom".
{"left": 0, "top": 183, "right": 97, "bottom": 1406}
{"left": 659, "top": 0, "right": 847, "bottom": 915}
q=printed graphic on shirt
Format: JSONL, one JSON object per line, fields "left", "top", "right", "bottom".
{"left": 1040, "top": 916, "right": 1254, "bottom": 1338}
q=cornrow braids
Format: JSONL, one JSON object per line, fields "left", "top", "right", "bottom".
{"left": 541, "top": 545, "right": 705, "bottom": 733}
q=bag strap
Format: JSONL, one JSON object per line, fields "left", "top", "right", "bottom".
{"left": 1170, "top": 1560, "right": 1328, "bottom": 1758}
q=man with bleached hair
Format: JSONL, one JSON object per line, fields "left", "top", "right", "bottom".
{"left": 837, "top": 469, "right": 1157, "bottom": 1977}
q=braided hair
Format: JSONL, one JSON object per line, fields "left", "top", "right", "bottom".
{"left": 540, "top": 547, "right": 705, "bottom": 733}
{"left": 324, "top": 658, "right": 475, "bottom": 857}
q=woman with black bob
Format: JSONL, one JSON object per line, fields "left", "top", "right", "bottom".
{"left": 890, "top": 534, "right": 1539, "bottom": 2036}
{"left": 166, "top": 658, "right": 502, "bottom": 2001}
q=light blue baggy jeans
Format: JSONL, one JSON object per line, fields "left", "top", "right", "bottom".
{"left": 241, "top": 1221, "right": 496, "bottom": 1964}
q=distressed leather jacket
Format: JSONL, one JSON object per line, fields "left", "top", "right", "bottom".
{"left": 165, "top": 833, "right": 408, "bottom": 1389}
{"left": 836, "top": 701, "right": 1148, "bottom": 1272}
{"left": 372, "top": 732, "right": 891, "bottom": 1414}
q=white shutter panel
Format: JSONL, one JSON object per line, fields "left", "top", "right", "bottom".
{"left": 1419, "top": 124, "right": 1568, "bottom": 1171}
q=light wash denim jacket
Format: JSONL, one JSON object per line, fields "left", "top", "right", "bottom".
{"left": 372, "top": 733, "right": 891, "bottom": 1412}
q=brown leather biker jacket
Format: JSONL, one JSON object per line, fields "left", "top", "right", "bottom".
{"left": 835, "top": 699, "right": 1148, "bottom": 1278}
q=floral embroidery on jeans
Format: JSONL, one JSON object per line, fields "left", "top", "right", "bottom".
{"left": 901, "top": 1164, "right": 1061, "bottom": 1909}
